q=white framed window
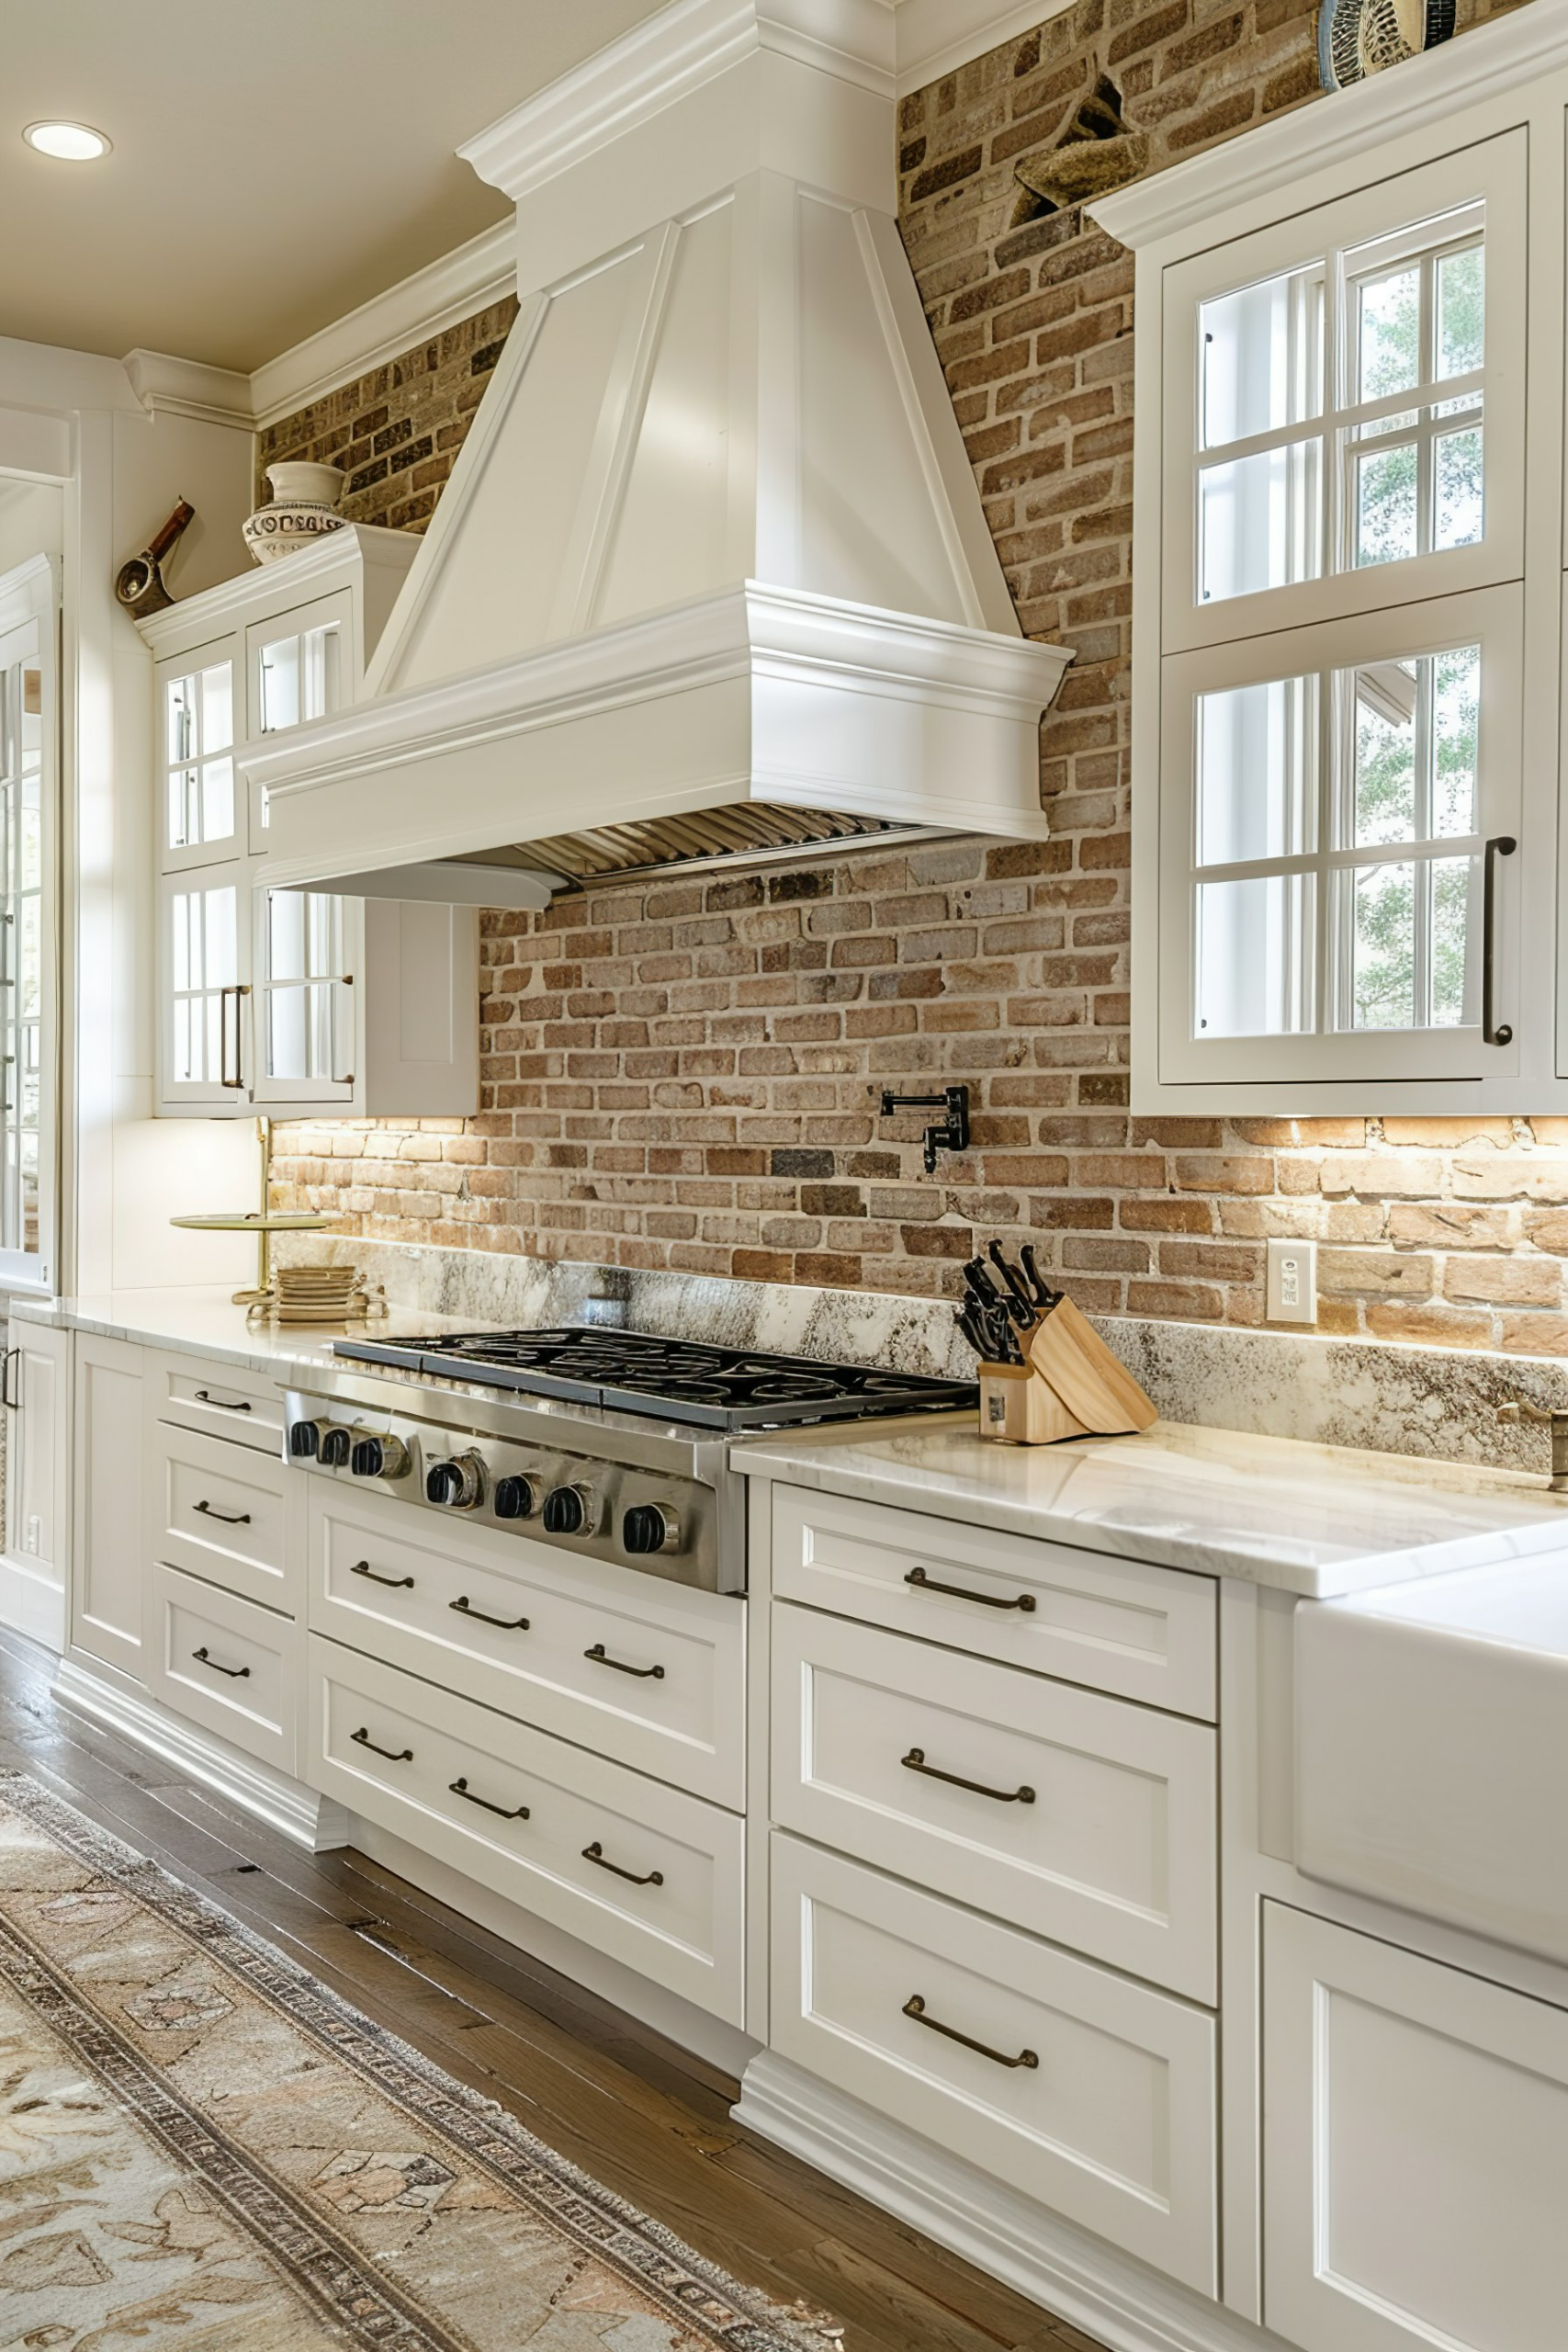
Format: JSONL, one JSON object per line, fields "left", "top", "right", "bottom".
{"left": 0, "top": 557, "right": 58, "bottom": 1292}
{"left": 161, "top": 643, "right": 238, "bottom": 867}
{"left": 1159, "top": 585, "right": 1523, "bottom": 1086}
{"left": 1162, "top": 131, "right": 1525, "bottom": 652}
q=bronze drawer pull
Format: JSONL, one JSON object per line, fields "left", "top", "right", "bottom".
{"left": 194, "top": 1498, "right": 252, "bottom": 1526}
{"left": 351, "top": 1726, "right": 412, "bottom": 1762}
{"left": 191, "top": 1645, "right": 250, "bottom": 1679}
{"left": 449, "top": 1775, "right": 529, "bottom": 1821}
{"left": 582, "top": 1839, "right": 662, "bottom": 1887}
{"left": 905, "top": 1565, "right": 1035, "bottom": 1612}
{"left": 583, "top": 1643, "right": 664, "bottom": 1680}
{"left": 349, "top": 1558, "right": 415, "bottom": 1590}
{"left": 450, "top": 1595, "right": 530, "bottom": 1631}
{"left": 901, "top": 1747, "right": 1035, "bottom": 1805}
{"left": 902, "top": 1994, "right": 1038, "bottom": 2071}
{"left": 195, "top": 1390, "right": 251, "bottom": 1412}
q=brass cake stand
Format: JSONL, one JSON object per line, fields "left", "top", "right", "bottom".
{"left": 170, "top": 1117, "right": 343, "bottom": 1304}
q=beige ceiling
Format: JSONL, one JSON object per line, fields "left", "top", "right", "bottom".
{"left": 0, "top": 0, "right": 673, "bottom": 373}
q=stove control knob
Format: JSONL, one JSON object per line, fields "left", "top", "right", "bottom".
{"left": 318, "top": 1425, "right": 353, "bottom": 1470}
{"left": 350, "top": 1432, "right": 411, "bottom": 1481}
{"left": 426, "top": 1453, "right": 486, "bottom": 1510}
{"left": 622, "top": 1504, "right": 682, "bottom": 1556}
{"left": 542, "top": 1483, "right": 594, "bottom": 1537}
{"left": 493, "top": 1475, "right": 538, "bottom": 1521}
{"left": 289, "top": 1419, "right": 326, "bottom": 1460}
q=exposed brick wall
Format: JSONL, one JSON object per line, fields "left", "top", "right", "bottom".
{"left": 255, "top": 297, "right": 518, "bottom": 534}
{"left": 272, "top": 0, "right": 1565, "bottom": 1355}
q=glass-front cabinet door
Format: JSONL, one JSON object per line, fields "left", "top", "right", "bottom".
{"left": 1159, "top": 586, "right": 1522, "bottom": 1086}
{"left": 252, "top": 886, "right": 357, "bottom": 1106}
{"left": 161, "top": 640, "right": 238, "bottom": 870}
{"left": 158, "top": 863, "right": 250, "bottom": 1108}
{"left": 244, "top": 586, "right": 351, "bottom": 849}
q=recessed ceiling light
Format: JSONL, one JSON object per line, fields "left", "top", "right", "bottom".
{"left": 23, "top": 121, "right": 111, "bottom": 162}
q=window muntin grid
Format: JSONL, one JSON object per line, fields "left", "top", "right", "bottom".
{"left": 1190, "top": 639, "right": 1483, "bottom": 1041}
{"left": 261, "top": 888, "right": 351, "bottom": 1087}
{"left": 164, "top": 658, "right": 234, "bottom": 854}
{"left": 1196, "top": 201, "right": 1486, "bottom": 608}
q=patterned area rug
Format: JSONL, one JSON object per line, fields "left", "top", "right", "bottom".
{"left": 0, "top": 1770, "right": 840, "bottom": 2349}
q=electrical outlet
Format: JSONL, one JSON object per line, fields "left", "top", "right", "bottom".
{"left": 1266, "top": 1238, "right": 1317, "bottom": 1325}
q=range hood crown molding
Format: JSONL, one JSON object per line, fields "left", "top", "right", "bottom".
{"left": 251, "top": 0, "right": 1072, "bottom": 903}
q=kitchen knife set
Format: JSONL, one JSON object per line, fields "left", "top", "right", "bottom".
{"left": 955, "top": 1241, "right": 1062, "bottom": 1365}
{"left": 954, "top": 1240, "right": 1159, "bottom": 1446}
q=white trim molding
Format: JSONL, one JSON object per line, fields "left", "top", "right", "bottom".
{"left": 54, "top": 1656, "right": 350, "bottom": 1852}
{"left": 734, "top": 2052, "right": 1292, "bottom": 2352}
{"left": 122, "top": 350, "right": 255, "bottom": 430}
{"left": 0, "top": 1556, "right": 65, "bottom": 1653}
{"left": 893, "top": 0, "right": 1075, "bottom": 96}
{"left": 249, "top": 219, "right": 518, "bottom": 431}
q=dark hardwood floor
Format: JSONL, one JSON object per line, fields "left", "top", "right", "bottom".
{"left": 0, "top": 1624, "right": 1107, "bottom": 2352}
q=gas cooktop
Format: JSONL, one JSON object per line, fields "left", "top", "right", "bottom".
{"left": 333, "top": 1326, "right": 977, "bottom": 1431}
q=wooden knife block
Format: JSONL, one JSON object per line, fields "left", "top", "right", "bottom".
{"left": 977, "top": 1297, "right": 1156, "bottom": 1445}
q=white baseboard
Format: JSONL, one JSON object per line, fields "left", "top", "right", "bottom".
{"left": 734, "top": 2052, "right": 1293, "bottom": 2352}
{"left": 0, "top": 1553, "right": 65, "bottom": 1652}
{"left": 52, "top": 1656, "right": 350, "bottom": 1853}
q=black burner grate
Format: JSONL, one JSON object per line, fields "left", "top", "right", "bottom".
{"left": 334, "top": 1327, "right": 976, "bottom": 1430}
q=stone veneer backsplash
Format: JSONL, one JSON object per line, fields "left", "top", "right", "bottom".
{"left": 270, "top": 0, "right": 1562, "bottom": 1356}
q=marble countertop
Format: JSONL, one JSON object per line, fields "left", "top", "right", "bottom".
{"left": 7, "top": 1287, "right": 495, "bottom": 1381}
{"left": 736, "top": 1419, "right": 1568, "bottom": 1599}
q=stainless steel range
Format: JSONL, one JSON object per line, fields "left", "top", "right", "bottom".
{"left": 284, "top": 1328, "right": 976, "bottom": 1596}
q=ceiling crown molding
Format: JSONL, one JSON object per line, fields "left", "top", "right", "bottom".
{"left": 122, "top": 349, "right": 254, "bottom": 428}
{"left": 249, "top": 217, "right": 517, "bottom": 429}
{"left": 459, "top": 0, "right": 897, "bottom": 204}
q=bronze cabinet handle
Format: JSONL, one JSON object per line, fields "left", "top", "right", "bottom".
{"left": 583, "top": 1643, "right": 664, "bottom": 1680}
{"left": 193, "top": 1498, "right": 252, "bottom": 1526}
{"left": 902, "top": 1994, "right": 1038, "bottom": 2070}
{"left": 901, "top": 1747, "right": 1034, "bottom": 1804}
{"left": 448, "top": 1776, "right": 529, "bottom": 1821}
{"left": 349, "top": 1558, "right": 414, "bottom": 1590}
{"left": 195, "top": 1390, "right": 251, "bottom": 1411}
{"left": 905, "top": 1565, "right": 1035, "bottom": 1612}
{"left": 450, "top": 1595, "right": 530, "bottom": 1631}
{"left": 1483, "top": 833, "right": 1517, "bottom": 1046}
{"left": 581, "top": 1839, "right": 662, "bottom": 1887}
{"left": 351, "top": 1726, "right": 412, "bottom": 1762}
{"left": 191, "top": 1646, "right": 250, "bottom": 1679}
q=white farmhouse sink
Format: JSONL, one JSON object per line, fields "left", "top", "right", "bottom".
{"left": 1297, "top": 1555, "right": 1568, "bottom": 1963}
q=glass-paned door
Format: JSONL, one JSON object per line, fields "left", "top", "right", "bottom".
{"left": 161, "top": 641, "right": 238, "bottom": 867}
{"left": 160, "top": 864, "right": 249, "bottom": 1107}
{"left": 1164, "top": 131, "right": 1525, "bottom": 650}
{"left": 0, "top": 563, "right": 57, "bottom": 1290}
{"left": 1160, "top": 585, "right": 1523, "bottom": 1085}
{"left": 252, "top": 886, "right": 356, "bottom": 1105}
{"left": 244, "top": 587, "right": 350, "bottom": 849}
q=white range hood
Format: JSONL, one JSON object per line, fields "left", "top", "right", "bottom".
{"left": 243, "top": 0, "right": 1072, "bottom": 906}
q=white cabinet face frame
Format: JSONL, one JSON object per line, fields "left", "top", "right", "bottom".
{"left": 1159, "top": 584, "right": 1524, "bottom": 1087}
{"left": 1161, "top": 132, "right": 1525, "bottom": 656}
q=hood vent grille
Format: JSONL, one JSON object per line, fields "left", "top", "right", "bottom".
{"left": 494, "top": 806, "right": 905, "bottom": 887}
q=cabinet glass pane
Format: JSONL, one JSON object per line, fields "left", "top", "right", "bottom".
{"left": 168, "top": 878, "right": 241, "bottom": 1085}
{"left": 1197, "top": 674, "right": 1315, "bottom": 864}
{"left": 1199, "top": 440, "right": 1323, "bottom": 603}
{"left": 255, "top": 623, "right": 341, "bottom": 832}
{"left": 1201, "top": 266, "right": 1324, "bottom": 447}
{"left": 1197, "top": 875, "right": 1314, "bottom": 1037}
{"left": 262, "top": 888, "right": 350, "bottom": 1086}
{"left": 164, "top": 657, "right": 237, "bottom": 854}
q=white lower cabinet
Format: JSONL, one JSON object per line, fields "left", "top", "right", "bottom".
{"left": 2, "top": 1315, "right": 69, "bottom": 1645}
{"left": 146, "top": 1563, "right": 299, "bottom": 1774}
{"left": 151, "top": 1421, "right": 296, "bottom": 1615}
{"left": 307, "top": 1634, "right": 745, "bottom": 2025}
{"left": 70, "top": 1332, "right": 146, "bottom": 1680}
{"left": 769, "top": 1832, "right": 1218, "bottom": 2292}
{"left": 1263, "top": 1903, "right": 1568, "bottom": 2352}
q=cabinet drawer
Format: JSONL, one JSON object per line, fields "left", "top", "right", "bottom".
{"left": 772, "top": 1484, "right": 1215, "bottom": 1719}
{"left": 307, "top": 1636, "right": 743, "bottom": 2024}
{"left": 152, "top": 1351, "right": 287, "bottom": 1455}
{"left": 151, "top": 1423, "right": 296, "bottom": 1614}
{"left": 772, "top": 1604, "right": 1216, "bottom": 2000}
{"left": 770, "top": 1835, "right": 1216, "bottom": 2292}
{"left": 306, "top": 1487, "right": 743, "bottom": 1807}
{"left": 1264, "top": 1905, "right": 1568, "bottom": 2352}
{"left": 147, "top": 1564, "right": 299, "bottom": 1774}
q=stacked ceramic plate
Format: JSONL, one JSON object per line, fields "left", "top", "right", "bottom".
{"left": 249, "top": 1263, "right": 386, "bottom": 1325}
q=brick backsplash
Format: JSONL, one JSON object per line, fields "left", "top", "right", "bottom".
{"left": 271, "top": 0, "right": 1560, "bottom": 1355}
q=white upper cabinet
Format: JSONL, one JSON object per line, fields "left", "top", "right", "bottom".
{"left": 1090, "top": 13, "right": 1567, "bottom": 1112}
{"left": 139, "top": 528, "right": 478, "bottom": 1119}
